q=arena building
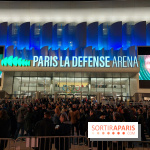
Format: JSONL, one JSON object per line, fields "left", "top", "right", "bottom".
{"left": 0, "top": 0, "right": 150, "bottom": 102}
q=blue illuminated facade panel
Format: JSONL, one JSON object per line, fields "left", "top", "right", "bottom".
{"left": 0, "top": 21, "right": 149, "bottom": 59}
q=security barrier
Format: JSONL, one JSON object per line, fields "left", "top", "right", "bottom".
{"left": 1, "top": 137, "right": 150, "bottom": 150}
{"left": 0, "top": 138, "right": 15, "bottom": 150}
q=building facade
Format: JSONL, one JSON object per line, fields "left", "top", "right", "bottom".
{"left": 0, "top": 0, "right": 150, "bottom": 102}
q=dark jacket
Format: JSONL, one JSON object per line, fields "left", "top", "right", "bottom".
{"left": 34, "top": 118, "right": 55, "bottom": 150}
{"left": 24, "top": 112, "right": 34, "bottom": 133}
{"left": 52, "top": 114, "right": 60, "bottom": 125}
{"left": 55, "top": 122, "right": 71, "bottom": 150}
{"left": 79, "top": 113, "right": 86, "bottom": 135}
{"left": 0, "top": 117, "right": 11, "bottom": 138}
{"left": 34, "top": 118, "right": 55, "bottom": 136}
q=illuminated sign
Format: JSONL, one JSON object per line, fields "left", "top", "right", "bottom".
{"left": 1, "top": 56, "right": 31, "bottom": 67}
{"left": 33, "top": 56, "right": 138, "bottom": 68}
{"left": 139, "top": 55, "right": 150, "bottom": 80}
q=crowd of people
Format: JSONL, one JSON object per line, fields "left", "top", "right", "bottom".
{"left": 0, "top": 98, "right": 150, "bottom": 150}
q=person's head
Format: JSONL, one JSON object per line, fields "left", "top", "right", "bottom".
{"left": 12, "top": 107, "right": 15, "bottom": 111}
{"left": 55, "top": 107, "right": 60, "bottom": 116}
{"left": 27, "top": 107, "right": 33, "bottom": 113}
{"left": 80, "top": 108, "right": 84, "bottom": 114}
{"left": 138, "top": 108, "right": 143, "bottom": 114}
{"left": 48, "top": 103, "right": 51, "bottom": 108}
{"left": 113, "top": 112, "right": 121, "bottom": 121}
{"left": 123, "top": 108, "right": 129, "bottom": 114}
{"left": 90, "top": 109, "right": 95, "bottom": 116}
{"left": 44, "top": 111, "right": 51, "bottom": 119}
{"left": 73, "top": 104, "right": 76, "bottom": 109}
{"left": 0, "top": 109, "right": 9, "bottom": 120}
{"left": 42, "top": 104, "right": 46, "bottom": 109}
{"left": 60, "top": 113, "right": 67, "bottom": 123}
{"left": 100, "top": 112, "right": 105, "bottom": 119}
{"left": 34, "top": 106, "right": 38, "bottom": 111}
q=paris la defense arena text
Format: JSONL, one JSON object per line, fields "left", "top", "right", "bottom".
{"left": 33, "top": 56, "right": 138, "bottom": 68}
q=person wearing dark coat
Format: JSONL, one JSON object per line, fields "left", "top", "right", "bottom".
{"left": 34, "top": 111, "right": 55, "bottom": 150}
{"left": 7, "top": 107, "right": 17, "bottom": 138}
{"left": 55, "top": 113, "right": 71, "bottom": 150}
{"left": 79, "top": 108, "right": 86, "bottom": 136}
{"left": 0, "top": 109, "right": 11, "bottom": 150}
{"left": 24, "top": 107, "right": 34, "bottom": 136}
{"left": 33, "top": 106, "right": 41, "bottom": 124}
{"left": 137, "top": 109, "right": 146, "bottom": 141}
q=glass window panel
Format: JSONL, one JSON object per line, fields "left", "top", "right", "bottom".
{"left": 75, "top": 78, "right": 81, "bottom": 93}
{"left": 121, "top": 78, "right": 130, "bottom": 96}
{"left": 37, "top": 77, "right": 45, "bottom": 87}
{"left": 91, "top": 78, "right": 96, "bottom": 92}
{"left": 97, "top": 78, "right": 104, "bottom": 93}
{"left": 29, "top": 77, "right": 37, "bottom": 87}
{"left": 67, "top": 72, "right": 74, "bottom": 78}
{"left": 13, "top": 77, "right": 21, "bottom": 95}
{"left": 30, "top": 72, "right": 38, "bottom": 76}
{"left": 82, "top": 78, "right": 89, "bottom": 92}
{"left": 29, "top": 87, "right": 36, "bottom": 91}
{"left": 82, "top": 72, "right": 90, "bottom": 78}
{"left": 45, "top": 77, "right": 51, "bottom": 92}
{"left": 113, "top": 78, "right": 121, "bottom": 93}
{"left": 37, "top": 87, "right": 45, "bottom": 92}
{"left": 14, "top": 72, "right": 22, "bottom": 76}
{"left": 22, "top": 72, "right": 30, "bottom": 77}
{"left": 105, "top": 78, "right": 113, "bottom": 96}
{"left": 67, "top": 78, "right": 75, "bottom": 94}
{"left": 75, "top": 72, "right": 82, "bottom": 78}
{"left": 21, "top": 77, "right": 29, "bottom": 87}
{"left": 38, "top": 72, "right": 46, "bottom": 77}
{"left": 46, "top": 72, "right": 53, "bottom": 77}
{"left": 60, "top": 72, "right": 67, "bottom": 77}
{"left": 60, "top": 78, "right": 67, "bottom": 93}
{"left": 53, "top": 77, "right": 60, "bottom": 92}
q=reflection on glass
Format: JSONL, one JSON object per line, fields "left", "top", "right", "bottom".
{"left": 53, "top": 77, "right": 59, "bottom": 92}
{"left": 13, "top": 77, "right": 21, "bottom": 96}
{"left": 97, "top": 78, "right": 104, "bottom": 93}
{"left": 105, "top": 78, "right": 113, "bottom": 96}
{"left": 82, "top": 78, "right": 89, "bottom": 92}
{"left": 121, "top": 78, "right": 130, "bottom": 97}
{"left": 113, "top": 78, "right": 121, "bottom": 97}
{"left": 75, "top": 78, "right": 81, "bottom": 92}
{"left": 12, "top": 74, "right": 131, "bottom": 100}
{"left": 67, "top": 78, "right": 75, "bottom": 94}
{"left": 91, "top": 78, "right": 96, "bottom": 92}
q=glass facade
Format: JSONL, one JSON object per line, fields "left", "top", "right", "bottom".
{"left": 12, "top": 72, "right": 130, "bottom": 100}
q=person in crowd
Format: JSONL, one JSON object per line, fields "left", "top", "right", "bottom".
{"left": 122, "top": 108, "right": 131, "bottom": 122}
{"left": 52, "top": 107, "right": 61, "bottom": 125}
{"left": 146, "top": 111, "right": 150, "bottom": 137}
{"left": 0, "top": 110, "right": 11, "bottom": 150}
{"left": 55, "top": 113, "right": 71, "bottom": 150}
{"left": 34, "top": 111, "right": 55, "bottom": 150}
{"left": 14, "top": 103, "right": 27, "bottom": 139}
{"left": 33, "top": 105, "right": 41, "bottom": 125}
{"left": 24, "top": 106, "right": 34, "bottom": 136}
{"left": 8, "top": 106, "right": 17, "bottom": 138}
{"left": 39, "top": 104, "right": 47, "bottom": 120}
{"left": 137, "top": 108, "right": 146, "bottom": 141}
{"left": 79, "top": 108, "right": 86, "bottom": 136}
{"left": 68, "top": 104, "right": 80, "bottom": 136}
{"left": 99, "top": 112, "right": 106, "bottom": 122}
